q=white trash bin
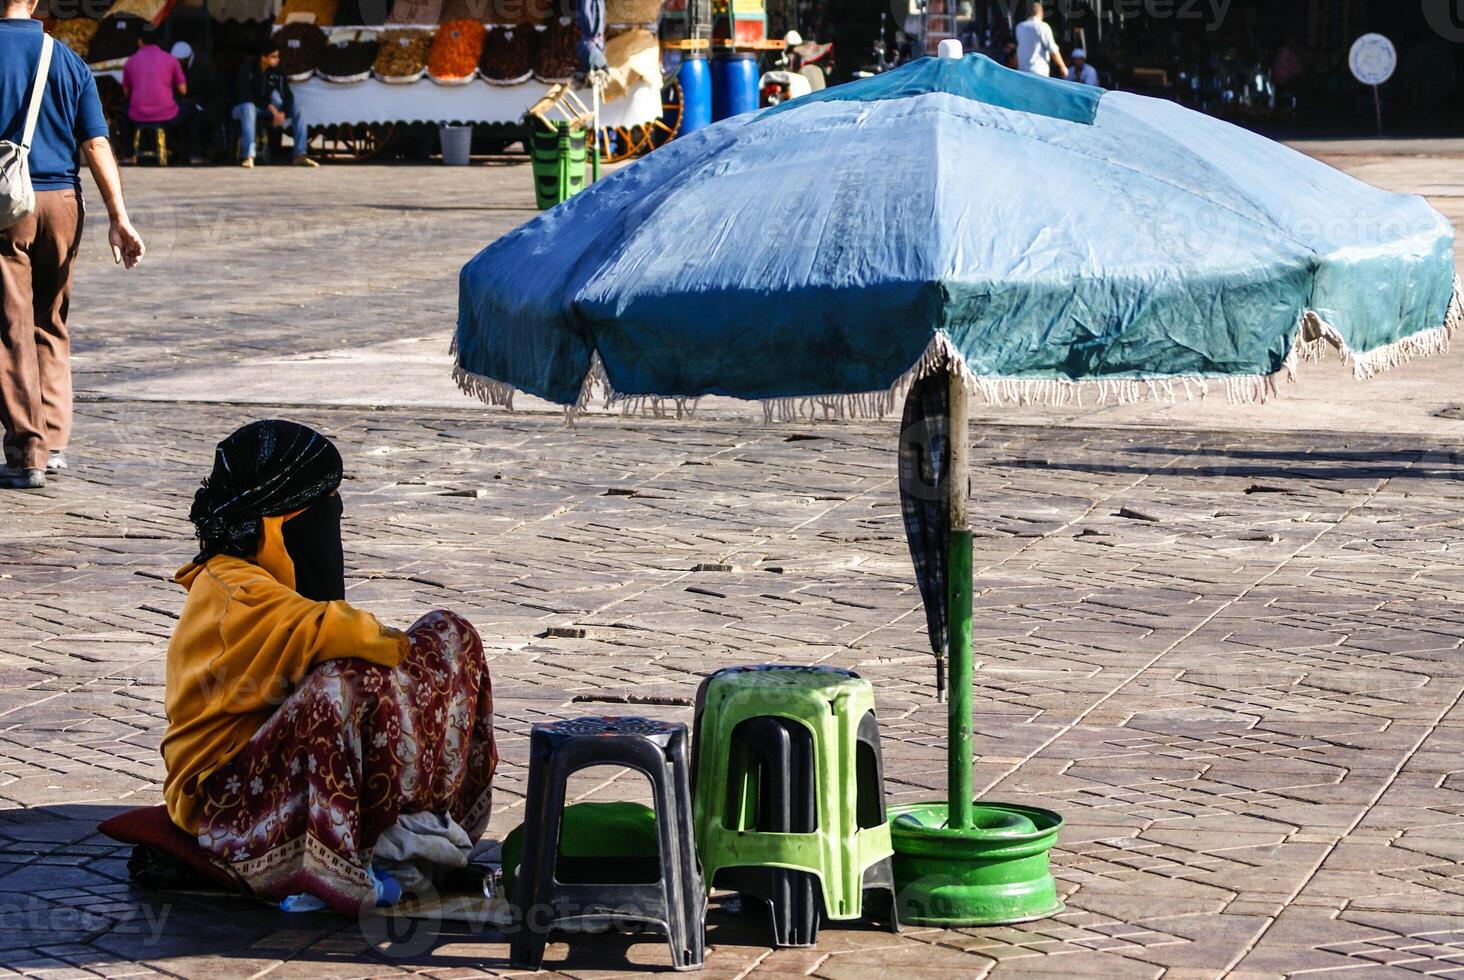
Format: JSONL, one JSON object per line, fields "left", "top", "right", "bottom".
{"left": 439, "top": 124, "right": 473, "bottom": 166}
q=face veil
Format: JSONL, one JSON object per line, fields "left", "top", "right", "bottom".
{"left": 282, "top": 493, "right": 346, "bottom": 601}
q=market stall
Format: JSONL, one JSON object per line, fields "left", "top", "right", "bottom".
{"left": 288, "top": 75, "right": 663, "bottom": 128}
{"left": 281, "top": 20, "right": 663, "bottom": 131}
{"left": 45, "top": 0, "right": 666, "bottom": 161}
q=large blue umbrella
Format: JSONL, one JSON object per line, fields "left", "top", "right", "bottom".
{"left": 454, "top": 47, "right": 1459, "bottom": 886}
{"left": 455, "top": 53, "right": 1458, "bottom": 413}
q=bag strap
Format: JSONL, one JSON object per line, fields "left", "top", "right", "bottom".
{"left": 19, "top": 34, "right": 54, "bottom": 152}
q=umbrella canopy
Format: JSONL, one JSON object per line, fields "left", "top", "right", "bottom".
{"left": 455, "top": 54, "right": 1459, "bottom": 412}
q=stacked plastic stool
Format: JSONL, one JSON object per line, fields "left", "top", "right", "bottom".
{"left": 132, "top": 124, "right": 169, "bottom": 166}
{"left": 510, "top": 716, "right": 706, "bottom": 972}
{"left": 692, "top": 665, "right": 899, "bottom": 947}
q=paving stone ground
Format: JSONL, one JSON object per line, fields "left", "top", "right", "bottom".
{"left": 1, "top": 146, "right": 1463, "bottom": 978}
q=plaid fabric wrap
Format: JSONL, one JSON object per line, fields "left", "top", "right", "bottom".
{"left": 898, "top": 373, "right": 950, "bottom": 657}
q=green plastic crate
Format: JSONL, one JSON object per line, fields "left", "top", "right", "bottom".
{"left": 530, "top": 122, "right": 588, "bottom": 211}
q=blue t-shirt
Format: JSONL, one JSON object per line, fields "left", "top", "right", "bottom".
{"left": 0, "top": 18, "right": 109, "bottom": 192}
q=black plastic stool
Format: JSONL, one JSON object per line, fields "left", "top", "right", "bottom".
{"left": 692, "top": 670, "right": 899, "bottom": 948}
{"left": 718, "top": 716, "right": 822, "bottom": 947}
{"left": 511, "top": 716, "right": 706, "bottom": 972}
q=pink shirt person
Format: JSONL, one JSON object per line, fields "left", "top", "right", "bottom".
{"left": 122, "top": 43, "right": 184, "bottom": 123}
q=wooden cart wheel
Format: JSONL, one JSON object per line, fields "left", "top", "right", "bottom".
{"left": 592, "top": 123, "right": 652, "bottom": 163}
{"left": 647, "top": 76, "right": 684, "bottom": 149}
{"left": 313, "top": 123, "right": 398, "bottom": 162}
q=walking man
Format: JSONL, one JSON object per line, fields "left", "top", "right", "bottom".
{"left": 1, "top": 0, "right": 144, "bottom": 490}
{"left": 1015, "top": 1, "right": 1068, "bottom": 79}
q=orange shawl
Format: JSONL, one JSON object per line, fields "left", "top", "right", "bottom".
{"left": 161, "top": 515, "right": 406, "bottom": 832}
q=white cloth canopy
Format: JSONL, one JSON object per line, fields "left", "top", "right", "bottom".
{"left": 290, "top": 77, "right": 663, "bottom": 126}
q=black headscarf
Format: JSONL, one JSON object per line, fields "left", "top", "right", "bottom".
{"left": 189, "top": 422, "right": 345, "bottom": 598}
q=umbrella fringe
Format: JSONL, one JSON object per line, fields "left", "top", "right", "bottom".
{"left": 449, "top": 335, "right": 517, "bottom": 410}
{"left": 452, "top": 367, "right": 517, "bottom": 412}
{"left": 451, "top": 275, "right": 1460, "bottom": 420}
{"left": 589, "top": 354, "right": 702, "bottom": 420}
{"left": 1293, "top": 274, "right": 1461, "bottom": 380}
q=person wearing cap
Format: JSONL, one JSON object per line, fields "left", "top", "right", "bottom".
{"left": 1015, "top": 1, "right": 1067, "bottom": 78}
{"left": 1068, "top": 48, "right": 1099, "bottom": 86}
{"left": 121, "top": 26, "right": 204, "bottom": 164}
{"left": 170, "top": 41, "right": 226, "bottom": 159}
{"left": 230, "top": 40, "right": 316, "bottom": 168}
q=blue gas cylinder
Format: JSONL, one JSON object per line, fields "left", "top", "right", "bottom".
{"left": 711, "top": 51, "right": 760, "bottom": 121}
{"left": 677, "top": 54, "right": 712, "bottom": 136}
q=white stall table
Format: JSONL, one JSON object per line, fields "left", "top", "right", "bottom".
{"left": 290, "top": 77, "right": 663, "bottom": 128}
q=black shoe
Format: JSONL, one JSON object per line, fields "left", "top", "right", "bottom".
{"left": 0, "top": 467, "right": 46, "bottom": 489}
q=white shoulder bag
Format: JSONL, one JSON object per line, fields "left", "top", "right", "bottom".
{"left": 0, "top": 33, "right": 55, "bottom": 232}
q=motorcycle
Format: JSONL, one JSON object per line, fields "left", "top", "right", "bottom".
{"left": 760, "top": 31, "right": 816, "bottom": 107}
{"left": 852, "top": 13, "right": 902, "bottom": 79}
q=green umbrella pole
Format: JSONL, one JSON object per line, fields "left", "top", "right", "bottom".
{"left": 946, "top": 368, "right": 974, "bottom": 832}
{"left": 591, "top": 83, "right": 602, "bottom": 183}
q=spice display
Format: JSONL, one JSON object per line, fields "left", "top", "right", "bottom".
{"left": 384, "top": 0, "right": 440, "bottom": 24}
{"left": 606, "top": 0, "right": 661, "bottom": 24}
{"left": 427, "top": 18, "right": 485, "bottom": 81}
{"left": 478, "top": 24, "right": 534, "bottom": 84}
{"left": 372, "top": 27, "right": 431, "bottom": 78}
{"left": 85, "top": 12, "right": 146, "bottom": 63}
{"left": 532, "top": 15, "right": 576, "bottom": 83}
{"left": 107, "top": 0, "right": 168, "bottom": 23}
{"left": 276, "top": 0, "right": 337, "bottom": 25}
{"left": 50, "top": 17, "right": 99, "bottom": 58}
{"left": 274, "top": 21, "right": 328, "bottom": 76}
{"left": 317, "top": 28, "right": 379, "bottom": 79}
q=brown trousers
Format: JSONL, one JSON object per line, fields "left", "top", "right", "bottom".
{"left": 0, "top": 189, "right": 82, "bottom": 470}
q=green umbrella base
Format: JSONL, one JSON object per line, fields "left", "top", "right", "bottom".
{"left": 889, "top": 802, "right": 1063, "bottom": 927}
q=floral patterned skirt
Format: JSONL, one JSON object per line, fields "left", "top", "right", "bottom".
{"left": 196, "top": 610, "right": 497, "bottom": 914}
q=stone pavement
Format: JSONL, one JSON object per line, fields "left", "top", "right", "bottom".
{"left": 1, "top": 144, "right": 1463, "bottom": 978}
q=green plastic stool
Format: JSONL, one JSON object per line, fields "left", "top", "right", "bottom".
{"left": 500, "top": 801, "right": 661, "bottom": 898}
{"left": 529, "top": 122, "right": 587, "bottom": 211}
{"left": 692, "top": 665, "right": 897, "bottom": 943}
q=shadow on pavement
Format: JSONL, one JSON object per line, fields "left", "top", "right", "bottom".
{"left": 0, "top": 805, "right": 792, "bottom": 974}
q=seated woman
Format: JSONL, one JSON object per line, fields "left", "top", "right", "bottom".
{"left": 163, "top": 420, "right": 497, "bottom": 913}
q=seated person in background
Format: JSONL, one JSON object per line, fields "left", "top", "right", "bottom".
{"left": 163, "top": 420, "right": 497, "bottom": 912}
{"left": 121, "top": 27, "right": 202, "bottom": 163}
{"left": 231, "top": 40, "right": 316, "bottom": 167}
{"left": 169, "top": 41, "right": 225, "bottom": 160}
{"left": 1067, "top": 47, "right": 1100, "bottom": 86}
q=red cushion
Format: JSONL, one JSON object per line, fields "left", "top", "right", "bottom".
{"left": 98, "top": 805, "right": 241, "bottom": 890}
